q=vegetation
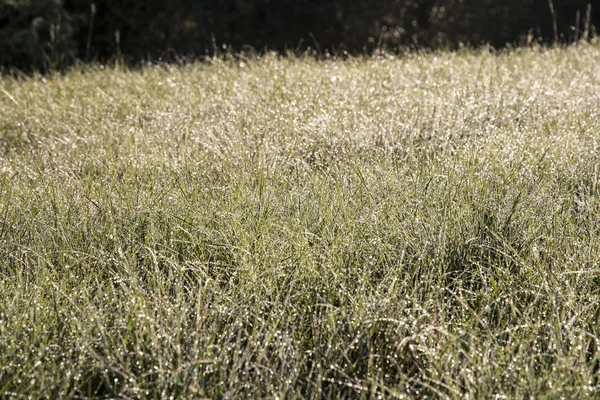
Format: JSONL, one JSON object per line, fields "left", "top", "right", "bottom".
{"left": 1, "top": 44, "right": 600, "bottom": 398}
{"left": 1, "top": 0, "right": 598, "bottom": 70}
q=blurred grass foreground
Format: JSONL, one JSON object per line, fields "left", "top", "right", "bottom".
{"left": 1, "top": 44, "right": 600, "bottom": 398}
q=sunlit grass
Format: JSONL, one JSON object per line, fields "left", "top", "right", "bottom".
{"left": 1, "top": 44, "right": 600, "bottom": 398}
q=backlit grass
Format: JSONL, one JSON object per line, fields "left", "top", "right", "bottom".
{"left": 1, "top": 45, "right": 600, "bottom": 398}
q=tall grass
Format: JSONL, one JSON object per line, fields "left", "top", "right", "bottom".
{"left": 1, "top": 44, "right": 600, "bottom": 398}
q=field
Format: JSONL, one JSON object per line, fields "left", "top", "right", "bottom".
{"left": 1, "top": 45, "right": 600, "bottom": 398}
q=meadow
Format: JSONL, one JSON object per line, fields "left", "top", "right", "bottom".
{"left": 1, "top": 44, "right": 599, "bottom": 398}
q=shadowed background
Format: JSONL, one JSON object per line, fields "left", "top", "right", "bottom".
{"left": 0, "top": 0, "right": 598, "bottom": 69}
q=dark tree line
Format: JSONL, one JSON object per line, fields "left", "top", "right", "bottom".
{"left": 0, "top": 0, "right": 597, "bottom": 70}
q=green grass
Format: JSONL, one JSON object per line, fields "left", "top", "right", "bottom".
{"left": 1, "top": 45, "right": 600, "bottom": 399}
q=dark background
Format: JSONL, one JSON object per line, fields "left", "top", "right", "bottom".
{"left": 0, "top": 0, "right": 598, "bottom": 70}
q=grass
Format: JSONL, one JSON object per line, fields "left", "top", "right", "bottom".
{"left": 1, "top": 44, "right": 599, "bottom": 399}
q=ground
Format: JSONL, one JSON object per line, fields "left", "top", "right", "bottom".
{"left": 1, "top": 45, "right": 599, "bottom": 398}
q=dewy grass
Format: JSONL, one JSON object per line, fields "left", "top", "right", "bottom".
{"left": 1, "top": 44, "right": 600, "bottom": 398}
